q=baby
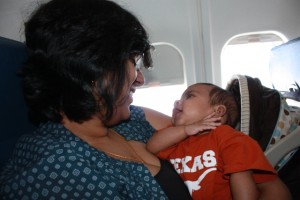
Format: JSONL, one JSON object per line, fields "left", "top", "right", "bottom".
{"left": 147, "top": 83, "right": 291, "bottom": 200}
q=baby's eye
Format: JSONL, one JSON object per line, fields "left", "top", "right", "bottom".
{"left": 186, "top": 93, "right": 194, "bottom": 99}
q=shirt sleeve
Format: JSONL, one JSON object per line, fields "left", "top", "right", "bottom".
{"left": 157, "top": 145, "right": 178, "bottom": 160}
{"left": 218, "top": 126, "right": 277, "bottom": 183}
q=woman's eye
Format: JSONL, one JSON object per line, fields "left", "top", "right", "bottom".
{"left": 129, "top": 58, "right": 136, "bottom": 66}
{"left": 135, "top": 63, "right": 141, "bottom": 71}
{"left": 129, "top": 54, "right": 143, "bottom": 71}
{"left": 135, "top": 57, "right": 143, "bottom": 71}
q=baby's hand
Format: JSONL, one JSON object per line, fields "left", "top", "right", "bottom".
{"left": 184, "top": 112, "right": 221, "bottom": 136}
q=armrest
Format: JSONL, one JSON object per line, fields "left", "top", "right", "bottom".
{"left": 265, "top": 126, "right": 300, "bottom": 167}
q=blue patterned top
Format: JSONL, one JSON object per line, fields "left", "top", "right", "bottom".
{"left": 0, "top": 105, "right": 167, "bottom": 199}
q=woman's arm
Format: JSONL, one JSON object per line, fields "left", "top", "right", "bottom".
{"left": 141, "top": 106, "right": 172, "bottom": 130}
{"left": 230, "top": 170, "right": 259, "bottom": 200}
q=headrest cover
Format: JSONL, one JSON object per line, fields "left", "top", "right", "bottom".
{"left": 226, "top": 74, "right": 281, "bottom": 151}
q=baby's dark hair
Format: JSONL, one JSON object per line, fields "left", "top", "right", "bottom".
{"left": 200, "top": 83, "right": 239, "bottom": 127}
{"left": 22, "top": 0, "right": 152, "bottom": 124}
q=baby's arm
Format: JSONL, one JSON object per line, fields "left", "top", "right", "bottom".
{"left": 230, "top": 170, "right": 259, "bottom": 200}
{"left": 147, "top": 125, "right": 188, "bottom": 154}
{"left": 257, "top": 177, "right": 292, "bottom": 200}
{"left": 147, "top": 114, "right": 221, "bottom": 154}
{"left": 230, "top": 171, "right": 291, "bottom": 200}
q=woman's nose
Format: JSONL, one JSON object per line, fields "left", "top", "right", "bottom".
{"left": 133, "top": 70, "right": 145, "bottom": 86}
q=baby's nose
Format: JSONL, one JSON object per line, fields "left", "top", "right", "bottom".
{"left": 174, "top": 100, "right": 182, "bottom": 108}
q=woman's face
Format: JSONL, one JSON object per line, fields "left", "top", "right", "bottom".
{"left": 105, "top": 56, "right": 145, "bottom": 126}
{"left": 172, "top": 84, "right": 214, "bottom": 126}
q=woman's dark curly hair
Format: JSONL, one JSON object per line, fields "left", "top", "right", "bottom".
{"left": 22, "top": 0, "right": 152, "bottom": 125}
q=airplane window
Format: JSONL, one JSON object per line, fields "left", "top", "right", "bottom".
{"left": 133, "top": 84, "right": 186, "bottom": 116}
{"left": 221, "top": 32, "right": 287, "bottom": 88}
{"left": 132, "top": 42, "right": 186, "bottom": 116}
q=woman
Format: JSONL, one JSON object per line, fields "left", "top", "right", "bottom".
{"left": 0, "top": 0, "right": 191, "bottom": 199}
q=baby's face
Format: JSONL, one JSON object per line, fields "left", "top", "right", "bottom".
{"left": 172, "top": 84, "right": 214, "bottom": 126}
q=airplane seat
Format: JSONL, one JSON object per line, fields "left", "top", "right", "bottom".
{"left": 227, "top": 74, "right": 300, "bottom": 199}
{"left": 0, "top": 36, "right": 35, "bottom": 170}
{"left": 268, "top": 36, "right": 300, "bottom": 200}
{"left": 226, "top": 37, "right": 300, "bottom": 199}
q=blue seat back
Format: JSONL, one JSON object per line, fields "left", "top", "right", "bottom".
{"left": 0, "top": 36, "right": 35, "bottom": 169}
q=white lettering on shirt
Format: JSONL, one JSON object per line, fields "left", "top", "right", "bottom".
{"left": 170, "top": 150, "right": 217, "bottom": 173}
{"left": 169, "top": 150, "right": 217, "bottom": 195}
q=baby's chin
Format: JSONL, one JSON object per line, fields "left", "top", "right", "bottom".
{"left": 172, "top": 118, "right": 185, "bottom": 126}
{"left": 174, "top": 117, "right": 200, "bottom": 127}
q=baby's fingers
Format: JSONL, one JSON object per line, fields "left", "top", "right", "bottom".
{"left": 185, "top": 124, "right": 220, "bottom": 136}
{"left": 202, "top": 112, "right": 221, "bottom": 122}
{"left": 203, "top": 112, "right": 216, "bottom": 120}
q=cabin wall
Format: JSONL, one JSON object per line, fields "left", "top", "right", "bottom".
{"left": 203, "top": 0, "right": 300, "bottom": 85}
{"left": 116, "top": 0, "right": 204, "bottom": 86}
{"left": 0, "top": 0, "right": 204, "bottom": 86}
{"left": 0, "top": 0, "right": 34, "bottom": 41}
{"left": 1, "top": 0, "right": 300, "bottom": 86}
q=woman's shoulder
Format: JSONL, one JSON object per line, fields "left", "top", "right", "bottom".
{"left": 18, "top": 122, "right": 73, "bottom": 144}
{"left": 3, "top": 122, "right": 109, "bottom": 174}
{"left": 112, "top": 106, "right": 156, "bottom": 142}
{"left": 12, "top": 122, "right": 99, "bottom": 165}
{"left": 128, "top": 105, "right": 147, "bottom": 120}
{"left": 138, "top": 106, "right": 171, "bottom": 130}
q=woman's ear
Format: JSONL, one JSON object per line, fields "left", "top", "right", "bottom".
{"left": 214, "top": 105, "right": 226, "bottom": 117}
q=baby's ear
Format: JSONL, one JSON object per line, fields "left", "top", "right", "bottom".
{"left": 214, "top": 105, "right": 226, "bottom": 117}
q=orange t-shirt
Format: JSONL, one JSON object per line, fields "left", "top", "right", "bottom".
{"left": 157, "top": 125, "right": 277, "bottom": 200}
